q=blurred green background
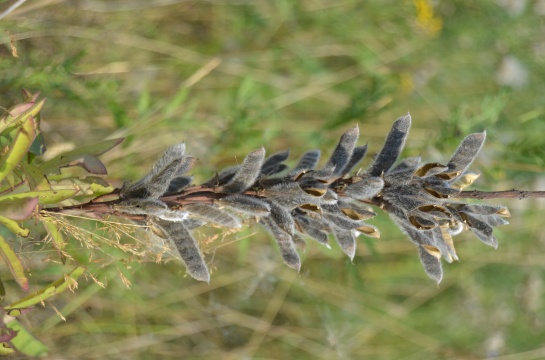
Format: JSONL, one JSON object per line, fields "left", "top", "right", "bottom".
{"left": 1, "top": 0, "right": 545, "bottom": 359}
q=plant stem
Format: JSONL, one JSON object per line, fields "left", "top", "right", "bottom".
{"left": 454, "top": 190, "right": 545, "bottom": 200}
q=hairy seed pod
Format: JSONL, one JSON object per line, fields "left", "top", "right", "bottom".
{"left": 184, "top": 204, "right": 241, "bottom": 229}
{"left": 344, "top": 176, "right": 384, "bottom": 200}
{"left": 368, "top": 114, "right": 411, "bottom": 177}
{"left": 324, "top": 125, "right": 359, "bottom": 176}
{"left": 418, "top": 245, "right": 443, "bottom": 284}
{"left": 217, "top": 194, "right": 271, "bottom": 216}
{"left": 222, "top": 147, "right": 266, "bottom": 194}
{"left": 261, "top": 217, "right": 301, "bottom": 271}
{"left": 154, "top": 219, "right": 210, "bottom": 283}
{"left": 293, "top": 150, "right": 321, "bottom": 172}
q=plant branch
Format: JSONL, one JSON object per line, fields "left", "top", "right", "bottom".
{"left": 454, "top": 190, "right": 545, "bottom": 200}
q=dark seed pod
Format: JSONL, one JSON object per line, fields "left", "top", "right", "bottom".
{"left": 217, "top": 194, "right": 271, "bottom": 216}
{"left": 331, "top": 227, "right": 356, "bottom": 260}
{"left": 222, "top": 147, "right": 266, "bottom": 194}
{"left": 418, "top": 245, "right": 443, "bottom": 284}
{"left": 154, "top": 218, "right": 210, "bottom": 283}
{"left": 261, "top": 217, "right": 301, "bottom": 271}
{"left": 324, "top": 125, "right": 359, "bottom": 176}
{"left": 344, "top": 176, "right": 384, "bottom": 200}
{"left": 292, "top": 150, "right": 321, "bottom": 172}
{"left": 367, "top": 114, "right": 411, "bottom": 177}
{"left": 445, "top": 132, "right": 486, "bottom": 180}
{"left": 343, "top": 145, "right": 368, "bottom": 175}
{"left": 184, "top": 204, "right": 241, "bottom": 229}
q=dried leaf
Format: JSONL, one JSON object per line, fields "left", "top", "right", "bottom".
{"left": 222, "top": 147, "right": 265, "bottom": 194}
{"left": 368, "top": 114, "right": 411, "bottom": 176}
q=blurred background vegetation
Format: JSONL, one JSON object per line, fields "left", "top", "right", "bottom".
{"left": 1, "top": 0, "right": 545, "bottom": 358}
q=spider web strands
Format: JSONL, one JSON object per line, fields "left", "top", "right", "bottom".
{"left": 40, "top": 211, "right": 176, "bottom": 259}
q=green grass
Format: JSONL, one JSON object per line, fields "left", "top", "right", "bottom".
{"left": 1, "top": 1, "right": 545, "bottom": 359}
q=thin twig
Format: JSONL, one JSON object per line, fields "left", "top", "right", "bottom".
{"left": 454, "top": 190, "right": 545, "bottom": 200}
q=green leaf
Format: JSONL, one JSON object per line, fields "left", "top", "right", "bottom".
{"left": 42, "top": 219, "right": 67, "bottom": 262}
{"left": 0, "top": 234, "right": 29, "bottom": 291}
{"left": 0, "top": 189, "right": 79, "bottom": 205}
{"left": 0, "top": 343, "right": 15, "bottom": 355}
{"left": 0, "top": 115, "right": 37, "bottom": 183}
{"left": 5, "top": 266, "right": 86, "bottom": 310}
{"left": 0, "top": 276, "right": 5, "bottom": 299}
{"left": 29, "top": 132, "right": 47, "bottom": 156}
{"left": 20, "top": 162, "right": 51, "bottom": 191}
{"left": 39, "top": 138, "right": 123, "bottom": 174}
{"left": 7, "top": 320, "right": 48, "bottom": 357}
{"left": 0, "top": 98, "right": 45, "bottom": 135}
{"left": 0, "top": 216, "right": 30, "bottom": 237}
{"left": 0, "top": 197, "right": 38, "bottom": 220}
